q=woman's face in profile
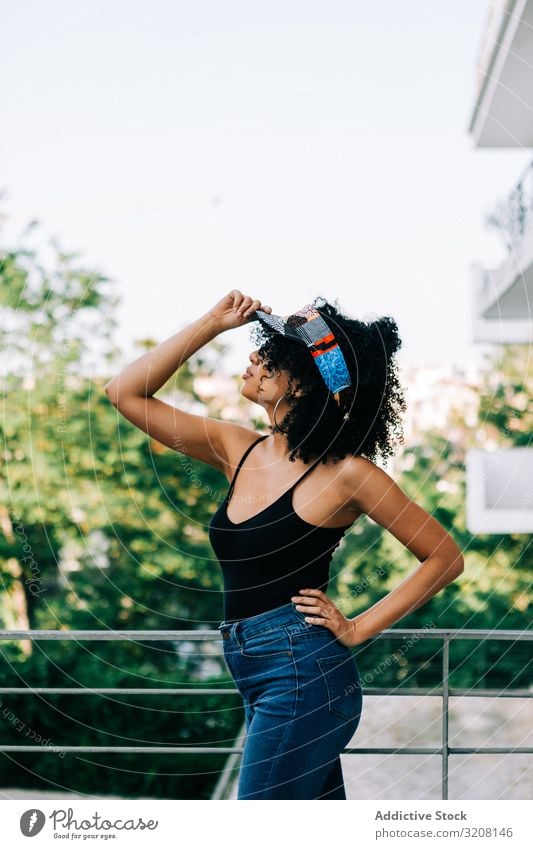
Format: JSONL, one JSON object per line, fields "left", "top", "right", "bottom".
{"left": 240, "top": 348, "right": 289, "bottom": 408}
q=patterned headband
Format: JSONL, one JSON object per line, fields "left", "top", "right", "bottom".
{"left": 253, "top": 303, "right": 352, "bottom": 408}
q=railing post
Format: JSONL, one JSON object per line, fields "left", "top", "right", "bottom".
{"left": 441, "top": 636, "right": 450, "bottom": 800}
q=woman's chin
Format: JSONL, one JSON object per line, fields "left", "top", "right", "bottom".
{"left": 240, "top": 382, "right": 263, "bottom": 406}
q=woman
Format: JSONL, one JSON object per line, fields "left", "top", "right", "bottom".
{"left": 104, "top": 290, "right": 464, "bottom": 800}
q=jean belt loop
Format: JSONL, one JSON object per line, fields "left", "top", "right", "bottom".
{"left": 219, "top": 622, "right": 232, "bottom": 641}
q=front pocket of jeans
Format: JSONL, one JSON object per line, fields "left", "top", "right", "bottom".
{"left": 316, "top": 653, "right": 363, "bottom": 721}
{"left": 240, "top": 628, "right": 292, "bottom": 658}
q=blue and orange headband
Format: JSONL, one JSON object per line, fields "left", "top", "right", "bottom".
{"left": 253, "top": 303, "right": 352, "bottom": 408}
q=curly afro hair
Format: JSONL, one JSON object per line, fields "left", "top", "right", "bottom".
{"left": 248, "top": 295, "right": 406, "bottom": 465}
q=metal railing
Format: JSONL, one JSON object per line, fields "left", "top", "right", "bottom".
{"left": 485, "top": 157, "right": 533, "bottom": 249}
{"left": 0, "top": 628, "right": 531, "bottom": 800}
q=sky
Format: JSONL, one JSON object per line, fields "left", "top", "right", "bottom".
{"left": 1, "top": 0, "right": 531, "bottom": 378}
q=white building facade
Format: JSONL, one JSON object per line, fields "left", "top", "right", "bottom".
{"left": 467, "top": 0, "right": 533, "bottom": 533}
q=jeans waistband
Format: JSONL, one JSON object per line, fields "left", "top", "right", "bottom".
{"left": 218, "top": 601, "right": 305, "bottom": 643}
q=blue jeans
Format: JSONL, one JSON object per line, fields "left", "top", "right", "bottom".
{"left": 218, "top": 601, "right": 363, "bottom": 800}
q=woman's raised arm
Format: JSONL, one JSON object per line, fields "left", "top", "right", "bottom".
{"left": 104, "top": 291, "right": 272, "bottom": 473}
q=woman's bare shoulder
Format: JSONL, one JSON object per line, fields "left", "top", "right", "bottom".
{"left": 336, "top": 454, "right": 391, "bottom": 507}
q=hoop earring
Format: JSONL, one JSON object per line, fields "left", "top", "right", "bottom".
{"left": 273, "top": 393, "right": 290, "bottom": 433}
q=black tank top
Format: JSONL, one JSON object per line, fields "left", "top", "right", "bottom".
{"left": 208, "top": 434, "right": 350, "bottom": 622}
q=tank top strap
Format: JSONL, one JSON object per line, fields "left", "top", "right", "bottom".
{"left": 287, "top": 452, "right": 326, "bottom": 492}
{"left": 227, "top": 434, "right": 270, "bottom": 497}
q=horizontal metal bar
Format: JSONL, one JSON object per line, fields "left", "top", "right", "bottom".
{"left": 0, "top": 688, "right": 240, "bottom": 695}
{"left": 0, "top": 629, "right": 531, "bottom": 641}
{"left": 448, "top": 688, "right": 533, "bottom": 698}
{"left": 1, "top": 745, "right": 532, "bottom": 755}
{"left": 358, "top": 688, "right": 533, "bottom": 698}
{"left": 0, "top": 746, "right": 245, "bottom": 754}
{"left": 0, "top": 630, "right": 219, "bottom": 641}
{"left": 0, "top": 687, "right": 530, "bottom": 698}
{"left": 449, "top": 747, "right": 533, "bottom": 755}
{"left": 344, "top": 747, "right": 533, "bottom": 755}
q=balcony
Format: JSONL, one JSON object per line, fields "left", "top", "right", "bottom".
{"left": 468, "top": 0, "right": 533, "bottom": 147}
{"left": 466, "top": 447, "right": 533, "bottom": 533}
{"left": 470, "top": 157, "right": 533, "bottom": 343}
{"left": 1, "top": 627, "right": 531, "bottom": 800}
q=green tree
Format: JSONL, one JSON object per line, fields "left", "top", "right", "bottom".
{"left": 0, "top": 213, "right": 241, "bottom": 798}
